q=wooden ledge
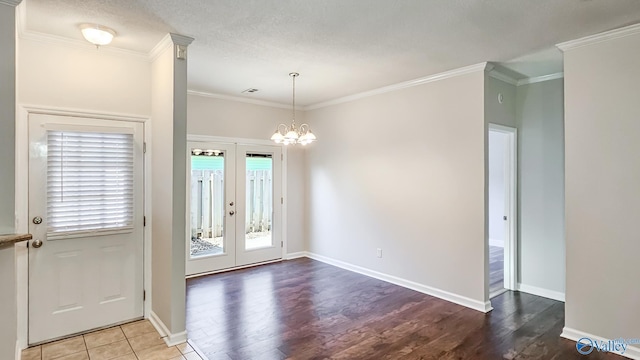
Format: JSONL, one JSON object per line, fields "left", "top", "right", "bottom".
{"left": 0, "top": 233, "right": 32, "bottom": 247}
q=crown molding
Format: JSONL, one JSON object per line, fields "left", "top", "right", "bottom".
{"left": 0, "top": 0, "right": 22, "bottom": 7}
{"left": 149, "top": 33, "right": 195, "bottom": 61}
{"left": 557, "top": 22, "right": 640, "bottom": 51}
{"left": 187, "top": 90, "right": 301, "bottom": 110}
{"left": 306, "top": 62, "right": 488, "bottom": 110}
{"left": 169, "top": 33, "right": 194, "bottom": 47}
{"left": 18, "top": 28, "right": 150, "bottom": 61}
{"left": 148, "top": 33, "right": 173, "bottom": 61}
{"left": 517, "top": 72, "right": 563, "bottom": 86}
{"left": 488, "top": 70, "right": 518, "bottom": 86}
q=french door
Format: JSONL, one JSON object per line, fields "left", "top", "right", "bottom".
{"left": 185, "top": 142, "right": 282, "bottom": 276}
{"left": 28, "top": 114, "right": 144, "bottom": 344}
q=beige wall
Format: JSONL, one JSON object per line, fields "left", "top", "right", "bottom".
{"left": 563, "top": 31, "right": 640, "bottom": 345}
{"left": 187, "top": 94, "right": 306, "bottom": 254}
{"left": 304, "top": 70, "right": 487, "bottom": 306}
{"left": 18, "top": 38, "right": 151, "bottom": 116}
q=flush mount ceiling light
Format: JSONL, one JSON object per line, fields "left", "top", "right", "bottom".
{"left": 80, "top": 23, "right": 116, "bottom": 48}
{"left": 270, "top": 73, "right": 316, "bottom": 146}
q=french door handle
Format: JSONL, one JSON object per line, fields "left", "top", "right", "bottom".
{"left": 229, "top": 210, "right": 235, "bottom": 216}
{"left": 32, "top": 239, "right": 43, "bottom": 248}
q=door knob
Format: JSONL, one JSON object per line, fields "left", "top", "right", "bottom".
{"left": 229, "top": 210, "right": 235, "bottom": 216}
{"left": 229, "top": 201, "right": 234, "bottom": 206}
{"left": 32, "top": 239, "right": 43, "bottom": 248}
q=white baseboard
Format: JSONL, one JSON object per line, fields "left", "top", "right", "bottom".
{"left": 15, "top": 340, "right": 21, "bottom": 360}
{"left": 561, "top": 327, "right": 640, "bottom": 359}
{"left": 305, "top": 252, "right": 492, "bottom": 313}
{"left": 489, "top": 238, "right": 504, "bottom": 247}
{"left": 284, "top": 251, "right": 306, "bottom": 260}
{"left": 517, "top": 283, "right": 565, "bottom": 302}
{"left": 149, "top": 311, "right": 187, "bottom": 347}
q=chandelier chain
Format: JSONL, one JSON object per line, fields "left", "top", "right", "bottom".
{"left": 291, "top": 73, "right": 296, "bottom": 127}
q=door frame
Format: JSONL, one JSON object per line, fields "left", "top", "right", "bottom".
{"left": 488, "top": 123, "right": 518, "bottom": 295}
{"left": 186, "top": 135, "right": 288, "bottom": 277}
{"left": 14, "top": 105, "right": 151, "bottom": 350}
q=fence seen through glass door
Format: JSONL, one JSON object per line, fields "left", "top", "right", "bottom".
{"left": 190, "top": 150, "right": 226, "bottom": 258}
{"left": 186, "top": 142, "right": 282, "bottom": 275}
{"left": 244, "top": 154, "right": 273, "bottom": 250}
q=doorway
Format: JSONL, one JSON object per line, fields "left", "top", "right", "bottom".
{"left": 27, "top": 114, "right": 144, "bottom": 344}
{"left": 488, "top": 124, "right": 517, "bottom": 298}
{"left": 185, "top": 141, "right": 283, "bottom": 276}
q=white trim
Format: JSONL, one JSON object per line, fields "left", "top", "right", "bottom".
{"left": 187, "top": 134, "right": 277, "bottom": 146}
{"left": 517, "top": 283, "right": 565, "bottom": 302}
{"left": 149, "top": 311, "right": 187, "bottom": 347}
{"left": 0, "top": 0, "right": 22, "bottom": 7}
{"left": 284, "top": 251, "right": 306, "bottom": 260}
{"left": 187, "top": 90, "right": 293, "bottom": 110}
{"left": 15, "top": 340, "right": 20, "bottom": 360}
{"left": 281, "top": 147, "right": 288, "bottom": 260}
{"left": 488, "top": 124, "right": 518, "bottom": 292}
{"left": 143, "top": 120, "right": 152, "bottom": 319}
{"left": 169, "top": 33, "right": 194, "bottom": 47}
{"left": 185, "top": 258, "right": 283, "bottom": 279}
{"left": 488, "top": 238, "right": 504, "bottom": 247}
{"left": 19, "top": 105, "right": 148, "bottom": 122}
{"left": 17, "top": 29, "right": 149, "bottom": 61}
{"left": 488, "top": 70, "right": 518, "bottom": 86}
{"left": 489, "top": 69, "right": 563, "bottom": 87}
{"left": 305, "top": 252, "right": 493, "bottom": 313}
{"left": 557, "top": 22, "right": 640, "bottom": 51}
{"left": 149, "top": 33, "right": 195, "bottom": 62}
{"left": 517, "top": 72, "right": 564, "bottom": 86}
{"left": 305, "top": 62, "right": 489, "bottom": 110}
{"left": 15, "top": 242, "right": 28, "bottom": 351}
{"left": 148, "top": 33, "right": 174, "bottom": 62}
{"left": 561, "top": 327, "right": 640, "bottom": 359}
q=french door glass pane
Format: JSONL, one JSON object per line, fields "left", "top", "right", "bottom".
{"left": 245, "top": 154, "right": 273, "bottom": 250}
{"left": 190, "top": 149, "right": 225, "bottom": 258}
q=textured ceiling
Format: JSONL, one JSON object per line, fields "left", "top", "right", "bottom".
{"left": 24, "top": 0, "right": 640, "bottom": 106}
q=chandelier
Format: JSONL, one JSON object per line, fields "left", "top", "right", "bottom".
{"left": 270, "top": 73, "right": 316, "bottom": 145}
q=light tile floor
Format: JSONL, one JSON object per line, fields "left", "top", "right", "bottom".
{"left": 21, "top": 320, "right": 205, "bottom": 360}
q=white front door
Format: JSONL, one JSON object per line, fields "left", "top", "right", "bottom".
{"left": 185, "top": 142, "right": 282, "bottom": 276}
{"left": 28, "top": 114, "right": 144, "bottom": 344}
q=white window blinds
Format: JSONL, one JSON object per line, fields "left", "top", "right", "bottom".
{"left": 47, "top": 131, "right": 135, "bottom": 236}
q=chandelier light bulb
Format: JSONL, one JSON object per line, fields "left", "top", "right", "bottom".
{"left": 269, "top": 72, "right": 317, "bottom": 145}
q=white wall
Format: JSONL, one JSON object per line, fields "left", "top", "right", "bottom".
{"left": 516, "top": 79, "right": 565, "bottom": 296}
{"left": 563, "top": 30, "right": 640, "bottom": 346}
{"left": 488, "top": 131, "right": 507, "bottom": 245}
{"left": 18, "top": 38, "right": 150, "bottom": 116}
{"left": 187, "top": 94, "right": 306, "bottom": 253}
{"left": 150, "top": 37, "right": 189, "bottom": 338}
{"left": 305, "top": 70, "right": 487, "bottom": 307}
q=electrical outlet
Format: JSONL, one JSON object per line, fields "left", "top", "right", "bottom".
{"left": 376, "top": 248, "right": 382, "bottom": 258}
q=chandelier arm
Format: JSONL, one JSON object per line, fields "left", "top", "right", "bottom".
{"left": 277, "top": 123, "right": 288, "bottom": 134}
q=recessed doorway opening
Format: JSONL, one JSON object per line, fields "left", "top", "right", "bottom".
{"left": 488, "top": 124, "right": 518, "bottom": 298}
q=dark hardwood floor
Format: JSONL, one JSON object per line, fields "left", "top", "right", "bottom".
{"left": 186, "top": 258, "right": 622, "bottom": 360}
